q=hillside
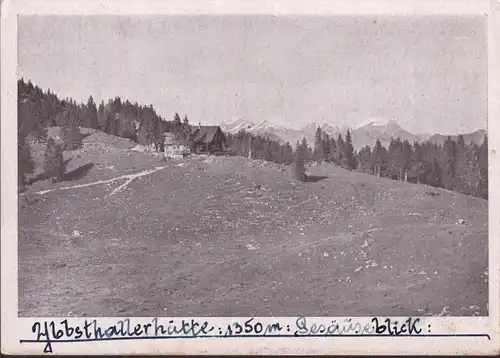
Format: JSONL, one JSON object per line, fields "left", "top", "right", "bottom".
{"left": 18, "top": 130, "right": 488, "bottom": 317}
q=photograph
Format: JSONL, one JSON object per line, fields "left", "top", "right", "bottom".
{"left": 16, "top": 12, "right": 489, "bottom": 320}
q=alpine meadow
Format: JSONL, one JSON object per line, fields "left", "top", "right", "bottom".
{"left": 17, "top": 15, "right": 488, "bottom": 317}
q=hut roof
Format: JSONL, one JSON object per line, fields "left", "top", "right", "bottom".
{"left": 193, "top": 126, "right": 221, "bottom": 144}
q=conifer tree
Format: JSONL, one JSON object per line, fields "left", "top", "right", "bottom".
{"left": 427, "top": 156, "right": 442, "bottom": 188}
{"left": 388, "top": 138, "right": 404, "bottom": 180}
{"left": 326, "top": 136, "right": 337, "bottom": 163}
{"left": 343, "top": 130, "right": 356, "bottom": 170}
{"left": 97, "top": 101, "right": 106, "bottom": 130}
{"left": 321, "top": 133, "right": 331, "bottom": 161}
{"left": 442, "top": 136, "right": 457, "bottom": 190}
{"left": 18, "top": 132, "right": 35, "bottom": 189}
{"left": 313, "top": 127, "right": 324, "bottom": 162}
{"left": 84, "top": 95, "right": 99, "bottom": 129}
{"left": 453, "top": 135, "right": 469, "bottom": 193}
{"left": 182, "top": 115, "right": 191, "bottom": 141}
{"left": 283, "top": 141, "right": 294, "bottom": 165}
{"left": 173, "top": 112, "right": 182, "bottom": 138}
{"left": 411, "top": 142, "right": 426, "bottom": 184}
{"left": 372, "top": 139, "right": 388, "bottom": 178}
{"left": 336, "top": 133, "right": 345, "bottom": 166}
{"left": 300, "top": 137, "right": 310, "bottom": 162}
{"left": 401, "top": 140, "right": 413, "bottom": 182}
{"left": 357, "top": 145, "right": 373, "bottom": 173}
{"left": 293, "top": 140, "right": 306, "bottom": 181}
{"left": 137, "top": 109, "right": 156, "bottom": 145}
{"left": 43, "top": 137, "right": 65, "bottom": 182}
{"left": 60, "top": 105, "right": 82, "bottom": 150}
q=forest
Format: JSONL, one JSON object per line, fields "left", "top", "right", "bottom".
{"left": 308, "top": 126, "right": 488, "bottom": 199}
{"left": 17, "top": 78, "right": 488, "bottom": 199}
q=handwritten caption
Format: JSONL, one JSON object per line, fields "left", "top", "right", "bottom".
{"left": 24, "top": 316, "right": 427, "bottom": 353}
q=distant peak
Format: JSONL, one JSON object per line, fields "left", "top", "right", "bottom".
{"left": 356, "top": 117, "right": 396, "bottom": 129}
{"left": 221, "top": 116, "right": 246, "bottom": 124}
{"left": 302, "top": 122, "right": 320, "bottom": 131}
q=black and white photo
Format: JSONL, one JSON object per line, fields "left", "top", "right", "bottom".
{"left": 2, "top": 0, "right": 499, "bottom": 355}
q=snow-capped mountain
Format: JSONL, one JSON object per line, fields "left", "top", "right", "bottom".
{"left": 221, "top": 117, "right": 360, "bottom": 146}
{"left": 300, "top": 122, "right": 348, "bottom": 140}
{"left": 220, "top": 118, "right": 304, "bottom": 144}
{"left": 355, "top": 117, "right": 394, "bottom": 130}
{"left": 351, "top": 118, "right": 420, "bottom": 149}
{"left": 247, "top": 120, "right": 301, "bottom": 143}
{"left": 220, "top": 116, "right": 479, "bottom": 150}
{"left": 220, "top": 117, "right": 255, "bottom": 133}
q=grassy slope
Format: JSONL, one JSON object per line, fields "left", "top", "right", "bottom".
{"left": 18, "top": 130, "right": 488, "bottom": 317}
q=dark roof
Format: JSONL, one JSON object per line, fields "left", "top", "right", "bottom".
{"left": 193, "top": 126, "right": 222, "bottom": 144}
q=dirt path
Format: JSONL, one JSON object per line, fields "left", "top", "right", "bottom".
{"left": 31, "top": 166, "right": 167, "bottom": 196}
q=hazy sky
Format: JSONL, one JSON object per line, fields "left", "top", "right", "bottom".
{"left": 18, "top": 15, "right": 487, "bottom": 134}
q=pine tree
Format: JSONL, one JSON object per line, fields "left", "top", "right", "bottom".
{"left": 357, "top": 145, "right": 373, "bottom": 173}
{"left": 137, "top": 109, "right": 155, "bottom": 145}
{"left": 453, "top": 135, "right": 469, "bottom": 193}
{"left": 336, "top": 133, "right": 345, "bottom": 166}
{"left": 372, "top": 139, "right": 388, "bottom": 178}
{"left": 427, "top": 156, "right": 442, "bottom": 188}
{"left": 173, "top": 112, "right": 182, "bottom": 138}
{"left": 401, "top": 140, "right": 413, "bottom": 182}
{"left": 321, "top": 133, "right": 331, "bottom": 161}
{"left": 313, "top": 127, "right": 324, "bottom": 162}
{"left": 84, "top": 95, "right": 99, "bottom": 129}
{"left": 411, "top": 142, "right": 425, "bottom": 184}
{"left": 293, "top": 141, "right": 306, "bottom": 182}
{"left": 18, "top": 131, "right": 35, "bottom": 189}
{"left": 388, "top": 138, "right": 404, "bottom": 180}
{"left": 344, "top": 130, "right": 356, "bottom": 170}
{"left": 60, "top": 105, "right": 82, "bottom": 150}
{"left": 18, "top": 87, "right": 47, "bottom": 142}
{"left": 40, "top": 96, "right": 53, "bottom": 134}
{"left": 43, "top": 137, "right": 65, "bottom": 182}
{"left": 300, "top": 137, "right": 310, "bottom": 162}
{"left": 103, "top": 109, "right": 115, "bottom": 135}
{"left": 182, "top": 115, "right": 191, "bottom": 141}
{"left": 442, "top": 136, "right": 457, "bottom": 190}
{"left": 97, "top": 101, "right": 106, "bottom": 130}
{"left": 326, "top": 136, "right": 337, "bottom": 163}
{"left": 283, "top": 141, "right": 294, "bottom": 165}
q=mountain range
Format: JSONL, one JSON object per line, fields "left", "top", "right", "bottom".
{"left": 219, "top": 117, "right": 486, "bottom": 150}
{"left": 427, "top": 129, "right": 487, "bottom": 147}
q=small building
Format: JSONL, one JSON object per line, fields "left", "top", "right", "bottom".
{"left": 192, "top": 125, "right": 226, "bottom": 154}
{"left": 163, "top": 132, "right": 189, "bottom": 159}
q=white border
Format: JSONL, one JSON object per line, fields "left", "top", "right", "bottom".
{"left": 1, "top": 0, "right": 499, "bottom": 355}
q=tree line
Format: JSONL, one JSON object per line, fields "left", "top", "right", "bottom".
{"left": 17, "top": 78, "right": 297, "bottom": 186}
{"left": 310, "top": 126, "right": 488, "bottom": 199}
{"left": 225, "top": 131, "right": 295, "bottom": 165}
{"left": 18, "top": 78, "right": 196, "bottom": 187}
{"left": 17, "top": 78, "right": 488, "bottom": 199}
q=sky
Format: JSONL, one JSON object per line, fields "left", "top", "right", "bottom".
{"left": 18, "top": 15, "right": 487, "bottom": 134}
